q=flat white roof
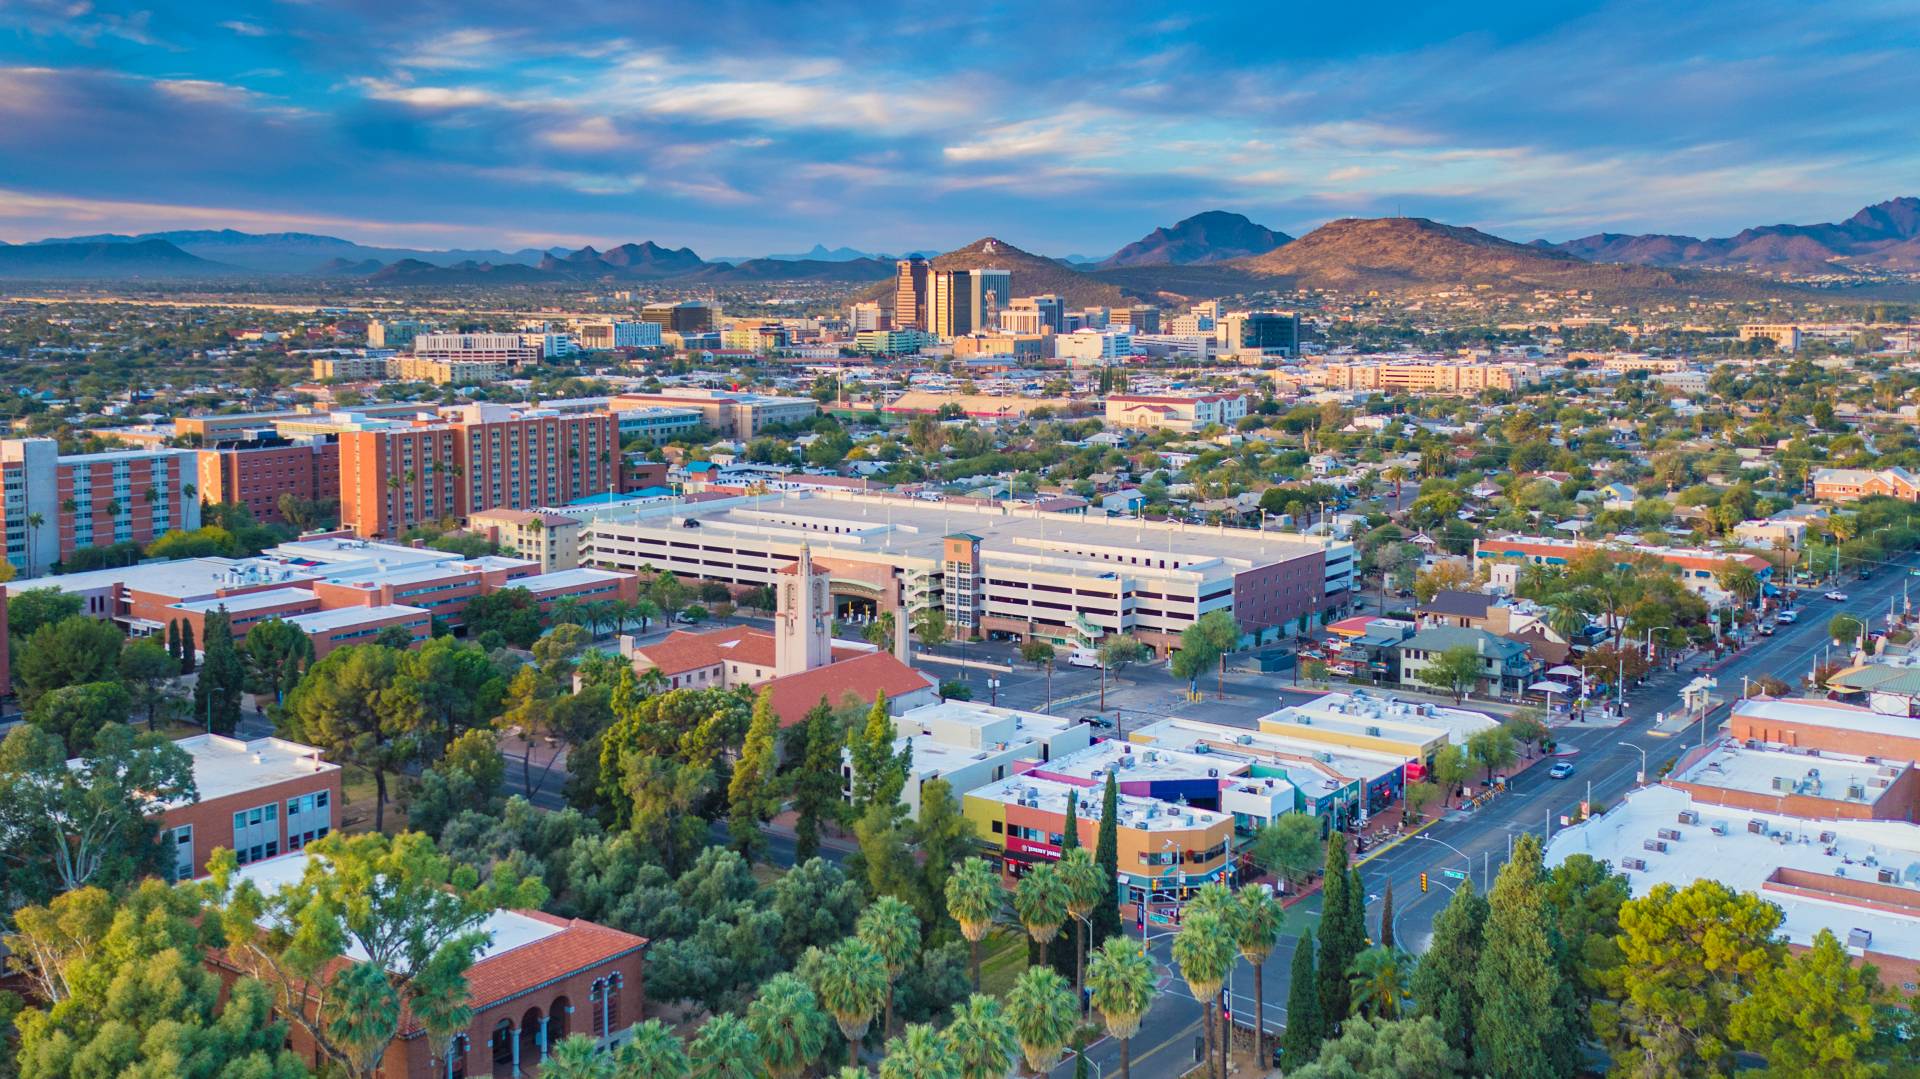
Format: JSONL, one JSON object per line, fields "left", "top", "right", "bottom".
{"left": 967, "top": 773, "right": 1231, "bottom": 832}
{"left": 1131, "top": 718, "right": 1407, "bottom": 786}
{"left": 169, "top": 587, "right": 317, "bottom": 616}
{"left": 265, "top": 537, "right": 453, "bottom": 568}
{"left": 8, "top": 557, "right": 318, "bottom": 600}
{"left": 1041, "top": 739, "right": 1244, "bottom": 783}
{"left": 286, "top": 604, "right": 428, "bottom": 633}
{"left": 1675, "top": 742, "right": 1907, "bottom": 806}
{"left": 1735, "top": 697, "right": 1920, "bottom": 741}
{"left": 1547, "top": 783, "right": 1920, "bottom": 963}
{"left": 1274, "top": 690, "right": 1500, "bottom": 745}
{"left": 517, "top": 567, "right": 631, "bottom": 590}
{"left": 73, "top": 734, "right": 337, "bottom": 807}
{"left": 229, "top": 852, "right": 561, "bottom": 966}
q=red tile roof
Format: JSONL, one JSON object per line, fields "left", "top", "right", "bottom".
{"left": 633, "top": 626, "right": 765, "bottom": 675}
{"left": 763, "top": 650, "right": 935, "bottom": 727}
{"left": 460, "top": 914, "right": 647, "bottom": 1016}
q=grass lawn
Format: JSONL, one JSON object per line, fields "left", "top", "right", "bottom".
{"left": 337, "top": 765, "right": 410, "bottom": 834}
{"left": 977, "top": 929, "right": 1033, "bottom": 997}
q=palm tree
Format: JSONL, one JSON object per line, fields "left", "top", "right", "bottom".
{"left": 688, "top": 1013, "right": 759, "bottom": 1079}
{"left": 1545, "top": 591, "right": 1593, "bottom": 641}
{"left": 552, "top": 596, "right": 583, "bottom": 627}
{"left": 746, "top": 973, "right": 831, "bottom": 1079}
{"left": 1087, "top": 937, "right": 1158, "bottom": 1079}
{"left": 1346, "top": 946, "right": 1413, "bottom": 1020}
{"left": 1006, "top": 968, "right": 1077, "bottom": 1078}
{"left": 878, "top": 1024, "right": 961, "bottom": 1079}
{"left": 635, "top": 598, "right": 662, "bottom": 634}
{"left": 857, "top": 895, "right": 922, "bottom": 1041}
{"left": 1172, "top": 911, "right": 1237, "bottom": 1079}
{"left": 1717, "top": 562, "right": 1762, "bottom": 608}
{"left": 1229, "top": 888, "right": 1286, "bottom": 1068}
{"left": 810, "top": 938, "right": 889, "bottom": 1067}
{"left": 1055, "top": 848, "right": 1105, "bottom": 1011}
{"left": 612, "top": 1020, "right": 690, "bottom": 1079}
{"left": 23, "top": 511, "right": 43, "bottom": 577}
{"left": 542, "top": 1033, "right": 612, "bottom": 1079}
{"left": 1383, "top": 464, "right": 1407, "bottom": 499}
{"left": 945, "top": 858, "right": 1003, "bottom": 991}
{"left": 943, "top": 994, "right": 1019, "bottom": 1079}
{"left": 1014, "top": 863, "right": 1069, "bottom": 954}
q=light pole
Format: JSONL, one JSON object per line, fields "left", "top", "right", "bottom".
{"left": 1645, "top": 624, "right": 1672, "bottom": 672}
{"left": 987, "top": 677, "right": 1001, "bottom": 706}
{"left": 1620, "top": 740, "right": 1648, "bottom": 786}
{"left": 1418, "top": 832, "right": 1481, "bottom": 890}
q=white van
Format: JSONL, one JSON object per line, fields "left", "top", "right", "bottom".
{"left": 1067, "top": 649, "right": 1100, "bottom": 668}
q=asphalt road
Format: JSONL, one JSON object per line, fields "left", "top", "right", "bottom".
{"left": 1054, "top": 554, "right": 1920, "bottom": 1079}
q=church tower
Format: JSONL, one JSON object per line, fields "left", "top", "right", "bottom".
{"left": 775, "top": 543, "right": 832, "bottom": 676}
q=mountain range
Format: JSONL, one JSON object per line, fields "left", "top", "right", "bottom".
{"left": 1540, "top": 198, "right": 1920, "bottom": 273}
{"left": 5, "top": 200, "right": 1918, "bottom": 299}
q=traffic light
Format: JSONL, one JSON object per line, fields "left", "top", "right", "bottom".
{"left": 1420, "top": 871, "right": 1429, "bottom": 893}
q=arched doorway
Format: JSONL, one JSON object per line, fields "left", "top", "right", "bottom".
{"left": 488, "top": 1020, "right": 514, "bottom": 1079}
{"left": 517, "top": 1006, "right": 544, "bottom": 1069}
{"left": 549, "top": 996, "right": 572, "bottom": 1042}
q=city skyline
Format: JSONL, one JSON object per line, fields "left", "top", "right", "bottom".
{"left": 3, "top": 0, "right": 1919, "bottom": 253}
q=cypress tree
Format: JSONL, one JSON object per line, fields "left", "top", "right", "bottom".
{"left": 1281, "top": 929, "right": 1325, "bottom": 1069}
{"left": 1347, "top": 867, "right": 1366, "bottom": 947}
{"left": 192, "top": 608, "right": 243, "bottom": 734}
{"left": 166, "top": 620, "right": 181, "bottom": 665}
{"left": 1090, "top": 771, "right": 1122, "bottom": 948}
{"left": 1048, "top": 787, "right": 1082, "bottom": 978}
{"left": 1411, "top": 881, "right": 1487, "bottom": 1050}
{"left": 1378, "top": 879, "right": 1395, "bottom": 951}
{"left": 1317, "top": 834, "right": 1358, "bottom": 1026}
{"left": 180, "top": 620, "right": 197, "bottom": 674}
{"left": 1473, "top": 834, "right": 1574, "bottom": 1079}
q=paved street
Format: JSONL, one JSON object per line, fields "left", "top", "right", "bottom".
{"left": 1052, "top": 554, "right": 1920, "bottom": 1079}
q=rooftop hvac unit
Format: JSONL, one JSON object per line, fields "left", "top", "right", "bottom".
{"left": 1206, "top": 768, "right": 1219, "bottom": 778}
{"left": 1748, "top": 819, "right": 1769, "bottom": 835}
{"left": 1848, "top": 928, "right": 1873, "bottom": 951}
{"left": 1710, "top": 821, "right": 1730, "bottom": 836}
{"left": 1871, "top": 776, "right": 1892, "bottom": 788}
{"left": 1657, "top": 828, "right": 1682, "bottom": 842}
{"left": 1678, "top": 810, "right": 1700, "bottom": 826}
{"left": 1622, "top": 857, "right": 1648, "bottom": 872}
{"left": 1850, "top": 783, "right": 1869, "bottom": 800}
{"left": 1299, "top": 716, "right": 1313, "bottom": 725}
{"left": 1880, "top": 868, "right": 1898, "bottom": 884}
{"left": 1235, "top": 734, "right": 1254, "bottom": 746}
{"left": 1643, "top": 839, "right": 1668, "bottom": 853}
{"left": 1821, "top": 830, "right": 1838, "bottom": 844}
{"left": 1771, "top": 776, "right": 1792, "bottom": 792}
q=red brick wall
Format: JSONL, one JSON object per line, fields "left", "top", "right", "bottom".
{"left": 164, "top": 769, "right": 342, "bottom": 879}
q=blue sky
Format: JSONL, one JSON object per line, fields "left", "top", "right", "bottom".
{"left": 3, "top": 0, "right": 1917, "bottom": 256}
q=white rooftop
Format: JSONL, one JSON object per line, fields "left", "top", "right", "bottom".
{"left": 1272, "top": 690, "right": 1500, "bottom": 746}
{"left": 169, "top": 587, "right": 317, "bottom": 616}
{"left": 229, "top": 851, "right": 561, "bottom": 966}
{"left": 1130, "top": 718, "right": 1407, "bottom": 788}
{"left": 1674, "top": 741, "right": 1909, "bottom": 807}
{"left": 286, "top": 604, "right": 428, "bottom": 633}
{"left": 967, "top": 773, "right": 1231, "bottom": 833}
{"left": 516, "top": 567, "right": 632, "bottom": 590}
{"left": 1040, "top": 739, "right": 1244, "bottom": 783}
{"left": 265, "top": 536, "right": 454, "bottom": 568}
{"left": 1735, "top": 697, "right": 1920, "bottom": 741}
{"left": 74, "top": 734, "right": 337, "bottom": 808}
{"left": 1547, "top": 782, "right": 1920, "bottom": 964}
{"left": 7, "top": 556, "right": 319, "bottom": 600}
{"left": 892, "top": 700, "right": 1086, "bottom": 747}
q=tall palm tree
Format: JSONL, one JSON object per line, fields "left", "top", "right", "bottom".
{"left": 945, "top": 858, "right": 1003, "bottom": 991}
{"left": 1229, "top": 888, "right": 1286, "bottom": 1068}
{"left": 23, "top": 511, "right": 43, "bottom": 577}
{"left": 552, "top": 596, "right": 583, "bottom": 627}
{"left": 878, "top": 1024, "right": 960, "bottom": 1079}
{"left": 810, "top": 938, "right": 889, "bottom": 1067}
{"left": 1006, "top": 967, "right": 1077, "bottom": 1078}
{"left": 1346, "top": 946, "right": 1414, "bottom": 1020}
{"left": 1055, "top": 848, "right": 1104, "bottom": 1010}
{"left": 635, "top": 598, "right": 662, "bottom": 634}
{"left": 943, "top": 994, "right": 1019, "bottom": 1079}
{"left": 612, "top": 1019, "right": 690, "bottom": 1079}
{"left": 1014, "top": 864, "right": 1069, "bottom": 957}
{"left": 1545, "top": 591, "right": 1594, "bottom": 641}
{"left": 746, "top": 973, "right": 831, "bottom": 1079}
{"left": 1087, "top": 937, "right": 1158, "bottom": 1079}
{"left": 857, "top": 896, "right": 922, "bottom": 1041}
{"left": 688, "top": 1013, "right": 759, "bottom": 1079}
{"left": 542, "top": 1033, "right": 612, "bottom": 1079}
{"left": 1172, "top": 911, "right": 1237, "bottom": 1079}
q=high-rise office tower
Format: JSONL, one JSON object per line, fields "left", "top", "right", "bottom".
{"left": 928, "top": 268, "right": 971, "bottom": 338}
{"left": 893, "top": 258, "right": 930, "bottom": 331}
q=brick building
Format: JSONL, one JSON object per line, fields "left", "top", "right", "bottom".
{"left": 1, "top": 439, "right": 201, "bottom": 575}
{"left": 198, "top": 438, "right": 340, "bottom": 524}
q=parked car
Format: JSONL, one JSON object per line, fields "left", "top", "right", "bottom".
{"left": 1825, "top": 590, "right": 1850, "bottom": 602}
{"left": 1757, "top": 623, "right": 1776, "bottom": 636}
{"left": 1549, "top": 761, "right": 1575, "bottom": 779}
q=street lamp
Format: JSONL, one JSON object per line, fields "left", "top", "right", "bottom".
{"left": 1645, "top": 625, "right": 1672, "bottom": 670}
{"left": 1417, "top": 832, "right": 1481, "bottom": 890}
{"left": 1619, "top": 740, "right": 1648, "bottom": 786}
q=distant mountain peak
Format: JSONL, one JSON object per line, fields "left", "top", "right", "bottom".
{"left": 1545, "top": 196, "right": 1920, "bottom": 272}
{"left": 1100, "top": 210, "right": 1291, "bottom": 268}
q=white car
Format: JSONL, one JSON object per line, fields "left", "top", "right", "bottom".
{"left": 1776, "top": 610, "right": 1798, "bottom": 624}
{"left": 1066, "top": 649, "right": 1101, "bottom": 668}
{"left": 1825, "top": 590, "right": 1850, "bottom": 602}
